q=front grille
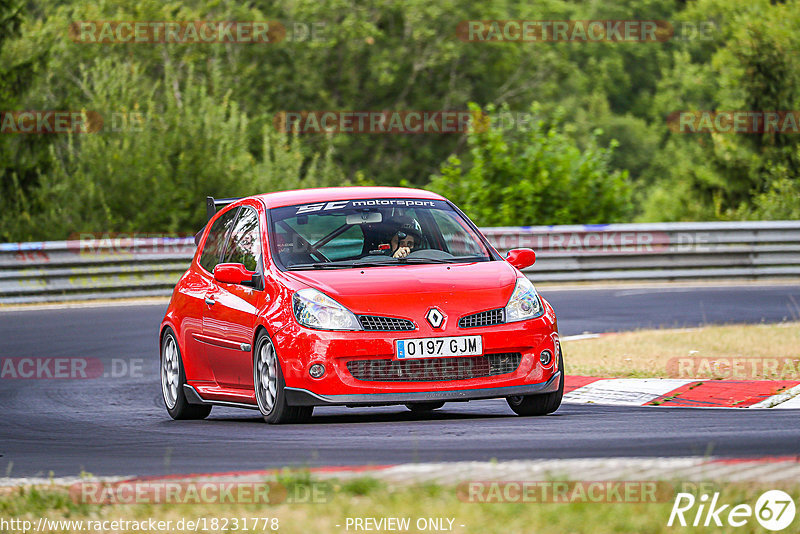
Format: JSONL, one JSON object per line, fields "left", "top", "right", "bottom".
{"left": 346, "top": 353, "right": 522, "bottom": 382}
{"left": 358, "top": 315, "right": 415, "bottom": 331}
{"left": 459, "top": 308, "right": 505, "bottom": 328}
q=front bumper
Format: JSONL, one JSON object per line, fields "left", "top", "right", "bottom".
{"left": 285, "top": 371, "right": 562, "bottom": 406}
{"left": 271, "top": 306, "right": 561, "bottom": 401}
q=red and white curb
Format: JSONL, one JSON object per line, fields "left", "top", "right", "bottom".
{"left": 5, "top": 457, "right": 800, "bottom": 488}
{"left": 563, "top": 376, "right": 800, "bottom": 408}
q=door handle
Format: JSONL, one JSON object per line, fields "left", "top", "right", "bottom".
{"left": 205, "top": 297, "right": 216, "bottom": 306}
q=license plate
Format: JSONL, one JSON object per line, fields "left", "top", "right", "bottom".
{"left": 396, "top": 336, "right": 482, "bottom": 359}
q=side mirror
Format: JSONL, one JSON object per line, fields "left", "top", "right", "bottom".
{"left": 506, "top": 248, "right": 536, "bottom": 270}
{"left": 214, "top": 263, "right": 255, "bottom": 285}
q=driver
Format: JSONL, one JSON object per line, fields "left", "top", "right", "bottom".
{"left": 385, "top": 216, "right": 423, "bottom": 259}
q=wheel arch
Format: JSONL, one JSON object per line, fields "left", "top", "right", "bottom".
{"left": 159, "top": 319, "right": 183, "bottom": 356}
{"left": 252, "top": 323, "right": 296, "bottom": 385}
{"left": 252, "top": 323, "right": 269, "bottom": 348}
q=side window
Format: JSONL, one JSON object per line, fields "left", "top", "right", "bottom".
{"left": 198, "top": 208, "right": 239, "bottom": 273}
{"left": 221, "top": 208, "right": 262, "bottom": 272}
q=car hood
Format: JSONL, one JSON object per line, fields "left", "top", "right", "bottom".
{"left": 282, "top": 261, "right": 519, "bottom": 319}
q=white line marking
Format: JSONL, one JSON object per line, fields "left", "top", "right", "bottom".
{"left": 563, "top": 378, "right": 694, "bottom": 406}
{"left": 561, "top": 334, "right": 601, "bottom": 341}
{"left": 749, "top": 384, "right": 800, "bottom": 409}
{"left": 0, "top": 298, "right": 169, "bottom": 312}
{"left": 538, "top": 281, "right": 800, "bottom": 292}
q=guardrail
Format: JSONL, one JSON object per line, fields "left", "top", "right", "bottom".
{"left": 1, "top": 221, "right": 799, "bottom": 304}
{"left": 0, "top": 237, "right": 195, "bottom": 304}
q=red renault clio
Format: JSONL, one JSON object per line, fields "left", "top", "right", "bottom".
{"left": 160, "top": 187, "right": 563, "bottom": 423}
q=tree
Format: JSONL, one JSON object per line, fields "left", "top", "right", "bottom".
{"left": 640, "top": 0, "right": 800, "bottom": 221}
{"left": 0, "top": 55, "right": 349, "bottom": 241}
{"left": 428, "top": 103, "right": 632, "bottom": 226}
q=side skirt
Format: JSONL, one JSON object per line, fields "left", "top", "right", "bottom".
{"left": 183, "top": 384, "right": 260, "bottom": 411}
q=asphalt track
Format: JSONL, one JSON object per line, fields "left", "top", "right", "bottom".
{"left": 1, "top": 284, "right": 799, "bottom": 478}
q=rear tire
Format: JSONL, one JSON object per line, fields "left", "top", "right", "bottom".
{"left": 405, "top": 401, "right": 445, "bottom": 412}
{"left": 161, "top": 328, "right": 212, "bottom": 420}
{"left": 254, "top": 330, "right": 313, "bottom": 424}
{"left": 506, "top": 354, "right": 564, "bottom": 416}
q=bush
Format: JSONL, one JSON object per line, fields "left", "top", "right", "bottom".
{"left": 0, "top": 56, "right": 347, "bottom": 241}
{"left": 427, "top": 103, "right": 632, "bottom": 226}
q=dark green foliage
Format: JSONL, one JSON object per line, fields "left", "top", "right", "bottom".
{"left": 428, "top": 103, "right": 632, "bottom": 226}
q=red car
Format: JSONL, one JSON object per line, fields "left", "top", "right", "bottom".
{"left": 160, "top": 187, "right": 563, "bottom": 424}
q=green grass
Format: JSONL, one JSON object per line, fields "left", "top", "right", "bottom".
{"left": 563, "top": 322, "right": 800, "bottom": 379}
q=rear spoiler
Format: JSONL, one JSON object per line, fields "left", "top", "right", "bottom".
{"left": 206, "top": 196, "right": 242, "bottom": 221}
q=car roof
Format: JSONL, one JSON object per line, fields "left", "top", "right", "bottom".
{"left": 252, "top": 186, "right": 446, "bottom": 209}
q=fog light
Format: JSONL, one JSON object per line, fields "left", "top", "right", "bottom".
{"left": 309, "top": 364, "right": 325, "bottom": 378}
{"left": 539, "top": 350, "right": 552, "bottom": 366}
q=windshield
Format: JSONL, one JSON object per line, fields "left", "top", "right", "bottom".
{"left": 269, "top": 198, "right": 494, "bottom": 270}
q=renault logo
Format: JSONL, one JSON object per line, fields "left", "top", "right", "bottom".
{"left": 426, "top": 308, "right": 445, "bottom": 329}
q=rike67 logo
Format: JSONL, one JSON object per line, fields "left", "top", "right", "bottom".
{"left": 668, "top": 490, "right": 796, "bottom": 531}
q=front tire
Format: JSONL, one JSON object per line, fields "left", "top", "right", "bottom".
{"left": 254, "top": 331, "right": 313, "bottom": 424}
{"left": 161, "top": 328, "right": 212, "bottom": 420}
{"left": 506, "top": 354, "right": 564, "bottom": 416}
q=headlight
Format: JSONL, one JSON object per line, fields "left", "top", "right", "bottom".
{"left": 504, "top": 277, "right": 544, "bottom": 322}
{"left": 292, "top": 288, "right": 362, "bottom": 331}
